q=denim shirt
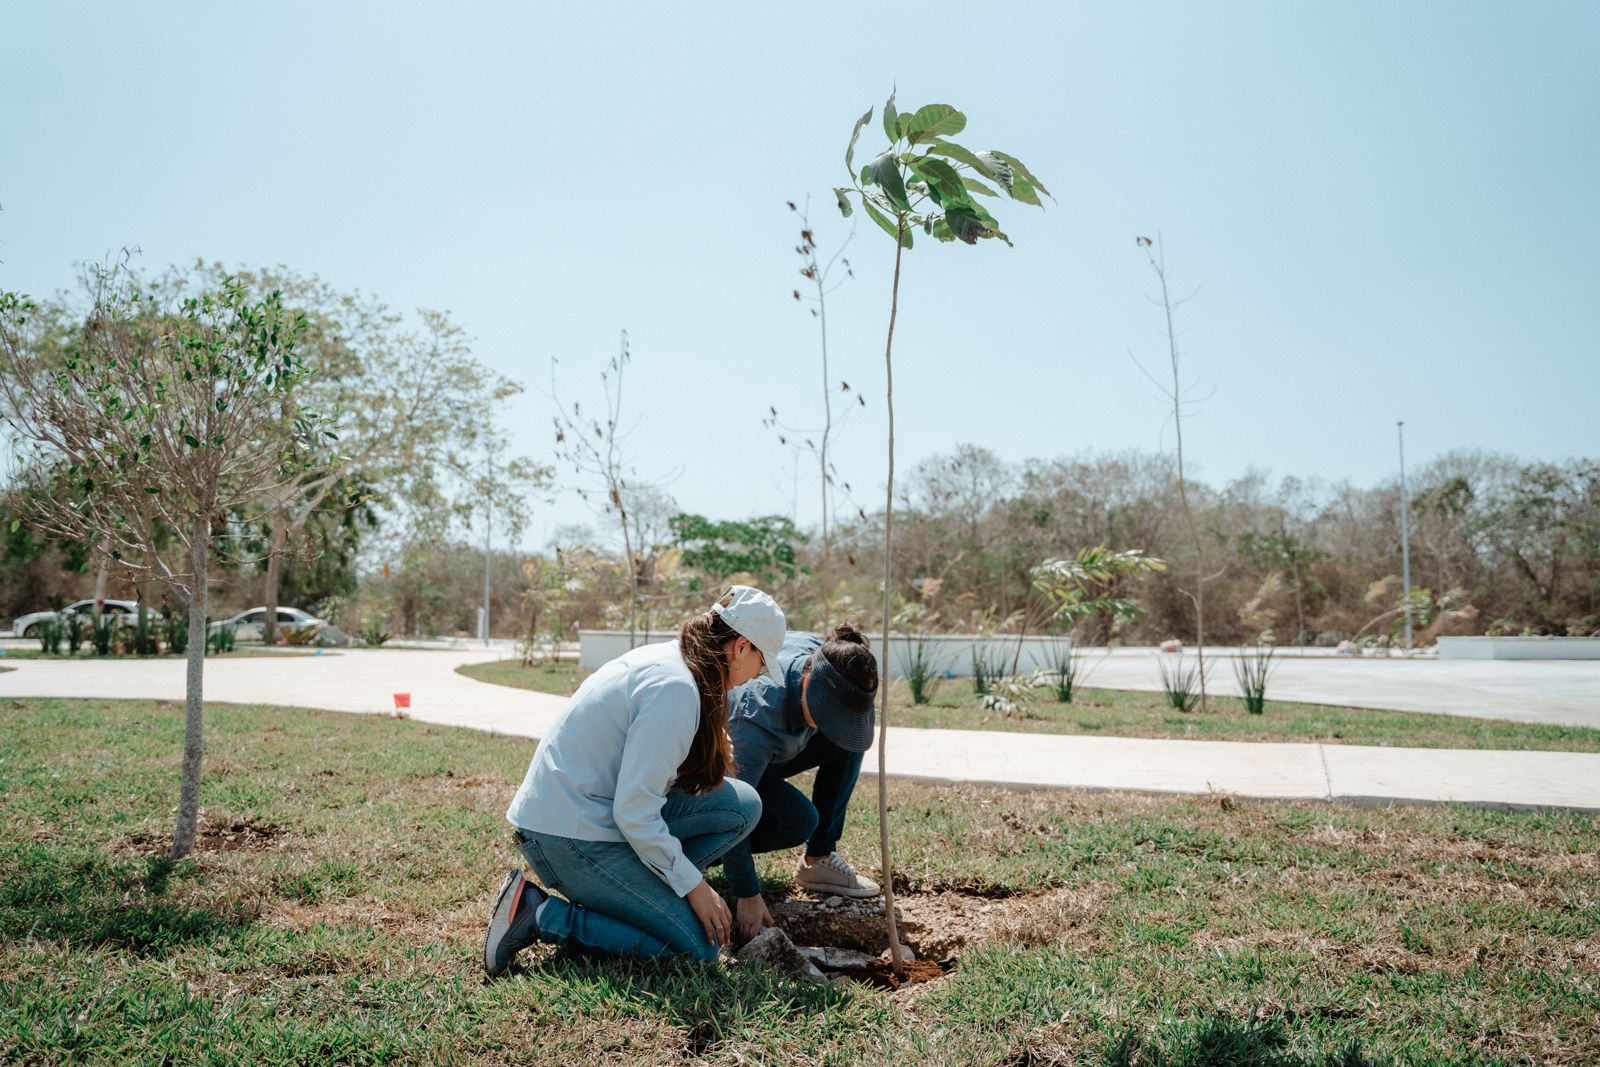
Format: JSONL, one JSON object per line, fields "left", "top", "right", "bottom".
{"left": 720, "top": 631, "right": 820, "bottom": 897}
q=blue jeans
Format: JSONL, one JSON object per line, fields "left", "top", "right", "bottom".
{"left": 750, "top": 731, "right": 863, "bottom": 861}
{"left": 516, "top": 777, "right": 760, "bottom": 961}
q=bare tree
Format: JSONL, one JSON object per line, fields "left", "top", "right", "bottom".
{"left": 0, "top": 265, "right": 321, "bottom": 858}
{"left": 551, "top": 331, "right": 660, "bottom": 649}
{"left": 1132, "top": 235, "right": 1221, "bottom": 710}
{"left": 778, "top": 198, "right": 857, "bottom": 627}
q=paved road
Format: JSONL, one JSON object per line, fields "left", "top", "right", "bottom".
{"left": 1068, "top": 647, "right": 1600, "bottom": 729}
{"left": 3, "top": 648, "right": 1596, "bottom": 813}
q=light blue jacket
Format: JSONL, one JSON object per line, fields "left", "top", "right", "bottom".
{"left": 505, "top": 640, "right": 705, "bottom": 897}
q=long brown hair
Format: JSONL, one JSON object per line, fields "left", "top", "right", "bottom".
{"left": 675, "top": 607, "right": 739, "bottom": 794}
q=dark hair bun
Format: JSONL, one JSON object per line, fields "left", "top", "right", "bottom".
{"left": 827, "top": 622, "right": 870, "bottom": 649}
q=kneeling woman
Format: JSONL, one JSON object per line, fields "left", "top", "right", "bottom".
{"left": 484, "top": 586, "right": 786, "bottom": 974}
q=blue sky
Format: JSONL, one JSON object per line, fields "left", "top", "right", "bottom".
{"left": 3, "top": 1, "right": 1597, "bottom": 549}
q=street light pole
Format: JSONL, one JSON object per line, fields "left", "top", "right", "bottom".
{"left": 482, "top": 452, "right": 493, "bottom": 646}
{"left": 1397, "top": 420, "right": 1413, "bottom": 652}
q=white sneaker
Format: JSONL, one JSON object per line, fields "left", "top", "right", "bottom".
{"left": 796, "top": 852, "right": 881, "bottom": 898}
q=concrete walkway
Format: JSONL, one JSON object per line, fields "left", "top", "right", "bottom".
{"left": 3, "top": 648, "right": 1597, "bottom": 813}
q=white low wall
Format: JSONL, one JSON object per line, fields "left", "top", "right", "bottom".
{"left": 578, "top": 630, "right": 1073, "bottom": 677}
{"left": 1438, "top": 637, "right": 1600, "bottom": 661}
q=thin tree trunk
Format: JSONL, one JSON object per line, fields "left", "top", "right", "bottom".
{"left": 92, "top": 559, "right": 108, "bottom": 619}
{"left": 172, "top": 524, "right": 210, "bottom": 859}
{"left": 1156, "top": 242, "right": 1209, "bottom": 711}
{"left": 262, "top": 512, "right": 286, "bottom": 645}
{"left": 619, "top": 505, "right": 638, "bottom": 650}
{"left": 818, "top": 282, "right": 832, "bottom": 631}
{"left": 878, "top": 218, "right": 907, "bottom": 976}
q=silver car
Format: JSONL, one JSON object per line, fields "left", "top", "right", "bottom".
{"left": 11, "top": 599, "right": 142, "bottom": 638}
{"left": 211, "top": 607, "right": 325, "bottom": 643}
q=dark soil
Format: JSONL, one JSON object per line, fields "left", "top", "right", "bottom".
{"left": 841, "top": 957, "right": 953, "bottom": 990}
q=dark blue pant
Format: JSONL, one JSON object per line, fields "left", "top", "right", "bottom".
{"left": 747, "top": 731, "right": 863, "bottom": 860}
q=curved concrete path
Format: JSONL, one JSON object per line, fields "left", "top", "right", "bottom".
{"left": 2, "top": 649, "right": 1597, "bottom": 813}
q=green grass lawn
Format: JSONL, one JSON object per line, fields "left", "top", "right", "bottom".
{"left": 457, "top": 659, "right": 1600, "bottom": 753}
{"left": 4, "top": 698, "right": 1594, "bottom": 1064}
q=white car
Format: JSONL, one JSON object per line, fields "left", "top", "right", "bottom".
{"left": 210, "top": 607, "right": 325, "bottom": 643}
{"left": 11, "top": 599, "right": 142, "bottom": 638}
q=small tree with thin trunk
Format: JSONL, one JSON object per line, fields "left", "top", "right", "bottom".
{"left": 0, "top": 266, "right": 322, "bottom": 858}
{"left": 1131, "top": 235, "right": 1221, "bottom": 710}
{"left": 834, "top": 90, "right": 1048, "bottom": 973}
{"left": 777, "top": 198, "right": 858, "bottom": 628}
{"left": 551, "top": 330, "right": 659, "bottom": 649}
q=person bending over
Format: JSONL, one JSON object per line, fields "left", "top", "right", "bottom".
{"left": 483, "top": 586, "right": 786, "bottom": 975}
{"left": 722, "top": 623, "right": 882, "bottom": 942}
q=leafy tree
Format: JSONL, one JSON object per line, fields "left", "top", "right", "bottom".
{"left": 0, "top": 266, "right": 323, "bottom": 858}
{"left": 183, "top": 267, "right": 545, "bottom": 644}
{"left": 834, "top": 90, "right": 1048, "bottom": 972}
{"left": 668, "top": 513, "right": 808, "bottom": 592}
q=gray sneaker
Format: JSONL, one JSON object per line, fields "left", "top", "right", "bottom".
{"left": 483, "top": 869, "right": 545, "bottom": 978}
{"left": 795, "top": 852, "right": 881, "bottom": 898}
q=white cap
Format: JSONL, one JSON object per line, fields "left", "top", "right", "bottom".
{"left": 711, "top": 585, "right": 786, "bottom": 684}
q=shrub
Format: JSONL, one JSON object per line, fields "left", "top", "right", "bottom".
{"left": 163, "top": 611, "right": 188, "bottom": 655}
{"left": 358, "top": 616, "right": 392, "bottom": 647}
{"left": 1157, "top": 654, "right": 1204, "bottom": 713}
{"left": 1232, "top": 644, "right": 1275, "bottom": 714}
{"left": 284, "top": 624, "right": 321, "bottom": 647}
{"left": 132, "top": 605, "right": 158, "bottom": 656}
{"left": 207, "top": 622, "right": 236, "bottom": 655}
{"left": 970, "top": 641, "right": 1009, "bottom": 696}
{"left": 64, "top": 616, "right": 86, "bottom": 655}
{"left": 91, "top": 614, "right": 117, "bottom": 656}
{"left": 904, "top": 635, "right": 945, "bottom": 705}
{"left": 1045, "top": 637, "right": 1079, "bottom": 703}
{"left": 981, "top": 671, "right": 1044, "bottom": 719}
{"left": 37, "top": 616, "right": 63, "bottom": 655}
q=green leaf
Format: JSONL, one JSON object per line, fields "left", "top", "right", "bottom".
{"left": 834, "top": 187, "right": 853, "bottom": 218}
{"left": 905, "top": 156, "right": 967, "bottom": 205}
{"left": 868, "top": 151, "right": 911, "bottom": 212}
{"left": 144, "top": 486, "right": 160, "bottom": 494}
{"left": 845, "top": 108, "right": 872, "bottom": 172}
{"left": 943, "top": 203, "right": 1009, "bottom": 246}
{"left": 903, "top": 104, "right": 966, "bottom": 144}
{"left": 1007, "top": 176, "right": 1042, "bottom": 207}
{"left": 183, "top": 433, "right": 200, "bottom": 448}
{"left": 987, "top": 150, "right": 1052, "bottom": 198}
{"left": 860, "top": 199, "right": 913, "bottom": 248}
{"left": 925, "top": 139, "right": 988, "bottom": 172}
{"left": 973, "top": 151, "right": 1014, "bottom": 192}
{"left": 881, "top": 88, "right": 898, "bottom": 142}
{"left": 962, "top": 176, "right": 1000, "bottom": 197}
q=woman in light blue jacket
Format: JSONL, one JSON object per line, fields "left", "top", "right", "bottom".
{"left": 484, "top": 586, "right": 786, "bottom": 973}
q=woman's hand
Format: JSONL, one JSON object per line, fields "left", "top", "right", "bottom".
{"left": 735, "top": 894, "right": 775, "bottom": 942}
{"left": 686, "top": 879, "right": 733, "bottom": 949}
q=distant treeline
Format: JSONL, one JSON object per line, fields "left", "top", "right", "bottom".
{"left": 6, "top": 446, "right": 1595, "bottom": 647}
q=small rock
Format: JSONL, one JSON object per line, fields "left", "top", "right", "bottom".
{"left": 797, "top": 944, "right": 880, "bottom": 971}
{"left": 737, "top": 926, "right": 826, "bottom": 983}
